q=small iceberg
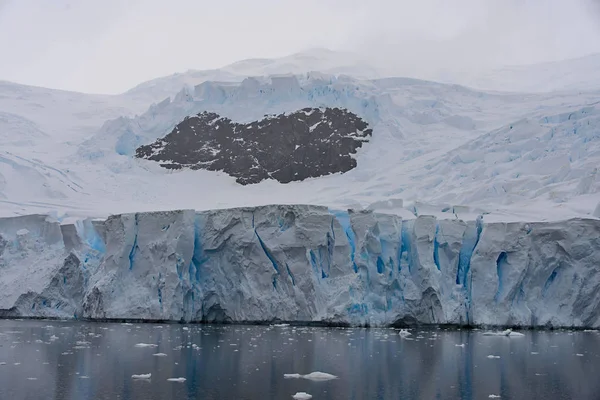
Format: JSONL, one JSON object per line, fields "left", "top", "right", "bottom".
{"left": 301, "top": 372, "right": 338, "bottom": 381}
{"left": 284, "top": 372, "right": 338, "bottom": 381}
{"left": 132, "top": 373, "right": 151, "bottom": 379}
{"left": 292, "top": 393, "right": 313, "bottom": 400}
{"left": 152, "top": 353, "right": 167, "bottom": 357}
{"left": 273, "top": 323, "right": 290, "bottom": 327}
{"left": 134, "top": 343, "right": 158, "bottom": 348}
{"left": 483, "top": 329, "right": 524, "bottom": 337}
{"left": 489, "top": 395, "right": 501, "bottom": 399}
{"left": 167, "top": 377, "right": 186, "bottom": 382}
{"left": 487, "top": 355, "right": 501, "bottom": 359}
{"left": 455, "top": 344, "right": 465, "bottom": 348}
{"left": 398, "top": 329, "right": 412, "bottom": 338}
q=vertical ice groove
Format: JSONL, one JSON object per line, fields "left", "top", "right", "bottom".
{"left": 253, "top": 213, "right": 280, "bottom": 274}
{"left": 494, "top": 252, "right": 508, "bottom": 302}
{"left": 128, "top": 213, "right": 139, "bottom": 270}
{"left": 328, "top": 209, "right": 357, "bottom": 272}
{"left": 433, "top": 223, "right": 441, "bottom": 271}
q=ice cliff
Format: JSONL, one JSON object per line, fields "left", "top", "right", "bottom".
{"left": 0, "top": 206, "right": 599, "bottom": 328}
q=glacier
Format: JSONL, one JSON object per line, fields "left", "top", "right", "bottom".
{"left": 1, "top": 205, "right": 598, "bottom": 328}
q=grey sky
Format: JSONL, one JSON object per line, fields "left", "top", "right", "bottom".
{"left": 1, "top": 0, "right": 600, "bottom": 94}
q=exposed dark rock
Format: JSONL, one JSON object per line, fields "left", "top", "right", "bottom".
{"left": 135, "top": 107, "right": 372, "bottom": 184}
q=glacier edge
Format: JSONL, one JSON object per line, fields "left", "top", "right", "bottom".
{"left": 0, "top": 205, "right": 599, "bottom": 328}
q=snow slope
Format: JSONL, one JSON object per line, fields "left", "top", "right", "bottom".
{"left": 444, "top": 53, "right": 600, "bottom": 93}
{"left": 0, "top": 50, "right": 599, "bottom": 222}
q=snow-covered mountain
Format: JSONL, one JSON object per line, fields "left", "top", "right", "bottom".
{"left": 2, "top": 49, "right": 600, "bottom": 327}
{"left": 0, "top": 49, "right": 599, "bottom": 222}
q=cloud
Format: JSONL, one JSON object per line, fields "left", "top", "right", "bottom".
{"left": 1, "top": 0, "right": 599, "bottom": 93}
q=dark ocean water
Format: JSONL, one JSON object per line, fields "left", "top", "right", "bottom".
{"left": 0, "top": 320, "right": 598, "bottom": 400}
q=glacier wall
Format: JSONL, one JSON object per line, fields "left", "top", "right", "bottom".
{"left": 0, "top": 206, "right": 599, "bottom": 328}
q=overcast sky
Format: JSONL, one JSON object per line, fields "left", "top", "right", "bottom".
{"left": 1, "top": 0, "right": 600, "bottom": 94}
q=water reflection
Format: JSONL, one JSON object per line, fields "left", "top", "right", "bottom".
{"left": 0, "top": 320, "right": 598, "bottom": 399}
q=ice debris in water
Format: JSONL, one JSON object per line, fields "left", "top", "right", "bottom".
{"left": 489, "top": 396, "right": 501, "bottom": 399}
{"left": 292, "top": 393, "right": 313, "bottom": 400}
{"left": 285, "top": 372, "right": 338, "bottom": 381}
{"left": 398, "top": 329, "right": 412, "bottom": 338}
{"left": 132, "top": 373, "right": 151, "bottom": 379}
{"left": 483, "top": 330, "right": 524, "bottom": 337}
{"left": 487, "top": 355, "right": 501, "bottom": 359}
{"left": 455, "top": 344, "right": 465, "bottom": 348}
{"left": 134, "top": 343, "right": 158, "bottom": 348}
{"left": 273, "top": 324, "right": 290, "bottom": 327}
{"left": 152, "top": 353, "right": 167, "bottom": 357}
{"left": 167, "top": 377, "right": 186, "bottom": 382}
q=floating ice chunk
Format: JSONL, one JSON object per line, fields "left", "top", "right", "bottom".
{"left": 455, "top": 344, "right": 465, "bottom": 348}
{"left": 301, "top": 372, "right": 337, "bottom": 381}
{"left": 284, "top": 373, "right": 302, "bottom": 379}
{"left": 76, "top": 341, "right": 91, "bottom": 346}
{"left": 183, "top": 327, "right": 189, "bottom": 331}
{"left": 576, "top": 353, "right": 584, "bottom": 356}
{"left": 152, "top": 353, "right": 168, "bottom": 357}
{"left": 34, "top": 339, "right": 43, "bottom": 343}
{"left": 50, "top": 335, "right": 58, "bottom": 341}
{"left": 79, "top": 376, "right": 90, "bottom": 379}
{"left": 487, "top": 355, "right": 501, "bottom": 359}
{"left": 531, "top": 352, "right": 539, "bottom": 355}
{"left": 489, "top": 396, "right": 501, "bottom": 399}
{"left": 167, "top": 377, "right": 186, "bottom": 382}
{"left": 483, "top": 331, "right": 524, "bottom": 337}
{"left": 273, "top": 324, "right": 290, "bottom": 327}
{"left": 132, "top": 373, "right": 151, "bottom": 379}
{"left": 14, "top": 362, "right": 21, "bottom": 365}
{"left": 134, "top": 343, "right": 158, "bottom": 348}
{"left": 292, "top": 392, "right": 313, "bottom": 400}
{"left": 0, "top": 362, "right": 6, "bottom": 365}
{"left": 398, "top": 329, "right": 412, "bottom": 338}
{"left": 27, "top": 377, "right": 37, "bottom": 381}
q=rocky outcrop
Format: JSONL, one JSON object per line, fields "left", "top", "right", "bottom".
{"left": 1, "top": 206, "right": 599, "bottom": 328}
{"left": 135, "top": 108, "right": 372, "bottom": 184}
